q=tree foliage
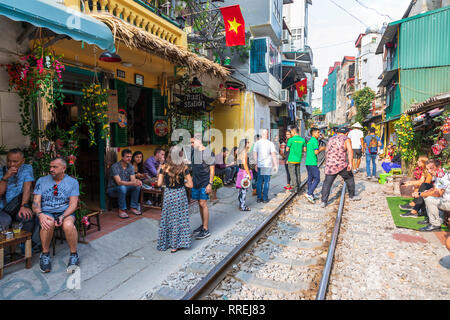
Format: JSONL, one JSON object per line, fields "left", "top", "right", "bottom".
{"left": 353, "top": 87, "right": 375, "bottom": 124}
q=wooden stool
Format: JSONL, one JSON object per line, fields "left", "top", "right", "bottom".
{"left": 140, "top": 188, "right": 163, "bottom": 211}
{"left": 0, "top": 230, "right": 32, "bottom": 279}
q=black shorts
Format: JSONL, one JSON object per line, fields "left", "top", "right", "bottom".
{"left": 353, "top": 149, "right": 362, "bottom": 159}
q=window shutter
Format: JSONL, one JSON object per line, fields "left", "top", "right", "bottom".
{"left": 113, "top": 79, "right": 128, "bottom": 147}
{"left": 151, "top": 89, "right": 168, "bottom": 145}
{"left": 250, "top": 38, "right": 267, "bottom": 73}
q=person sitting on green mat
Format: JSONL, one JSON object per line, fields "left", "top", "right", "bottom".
{"left": 399, "top": 156, "right": 433, "bottom": 219}
{"left": 417, "top": 159, "right": 449, "bottom": 232}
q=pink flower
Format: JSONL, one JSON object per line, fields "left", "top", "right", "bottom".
{"left": 81, "top": 216, "right": 90, "bottom": 226}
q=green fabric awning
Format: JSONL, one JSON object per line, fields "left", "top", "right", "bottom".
{"left": 0, "top": 0, "right": 116, "bottom": 53}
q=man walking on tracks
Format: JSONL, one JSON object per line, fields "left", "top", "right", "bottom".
{"left": 253, "top": 129, "right": 278, "bottom": 203}
{"left": 286, "top": 126, "right": 306, "bottom": 193}
{"left": 363, "top": 127, "right": 382, "bottom": 180}
{"left": 320, "top": 127, "right": 361, "bottom": 208}
{"left": 304, "top": 128, "right": 326, "bottom": 203}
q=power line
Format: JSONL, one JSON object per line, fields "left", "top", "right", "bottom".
{"left": 313, "top": 40, "right": 355, "bottom": 50}
{"left": 327, "top": 0, "right": 369, "bottom": 28}
{"left": 353, "top": 0, "right": 395, "bottom": 21}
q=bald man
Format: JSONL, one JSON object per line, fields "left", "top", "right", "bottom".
{"left": 33, "top": 158, "right": 80, "bottom": 274}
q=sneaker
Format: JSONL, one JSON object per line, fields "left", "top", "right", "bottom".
{"left": 263, "top": 199, "right": 270, "bottom": 203}
{"left": 195, "top": 228, "right": 211, "bottom": 240}
{"left": 313, "top": 194, "right": 321, "bottom": 200}
{"left": 305, "top": 193, "right": 315, "bottom": 204}
{"left": 399, "top": 204, "right": 413, "bottom": 211}
{"left": 67, "top": 253, "right": 80, "bottom": 273}
{"left": 349, "top": 195, "right": 361, "bottom": 201}
{"left": 193, "top": 225, "right": 203, "bottom": 235}
{"left": 419, "top": 224, "right": 441, "bottom": 232}
{"left": 39, "top": 253, "right": 51, "bottom": 273}
{"left": 320, "top": 202, "right": 327, "bottom": 208}
{"left": 400, "top": 212, "right": 419, "bottom": 218}
{"left": 417, "top": 219, "right": 429, "bottom": 225}
{"left": 256, "top": 199, "right": 263, "bottom": 203}
{"left": 367, "top": 176, "right": 372, "bottom": 180}
{"left": 145, "top": 200, "right": 153, "bottom": 206}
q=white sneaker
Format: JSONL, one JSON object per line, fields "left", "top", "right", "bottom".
{"left": 304, "top": 193, "right": 315, "bottom": 204}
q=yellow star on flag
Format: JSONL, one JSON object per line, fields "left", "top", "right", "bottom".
{"left": 227, "top": 17, "right": 242, "bottom": 34}
{"left": 299, "top": 85, "right": 305, "bottom": 91}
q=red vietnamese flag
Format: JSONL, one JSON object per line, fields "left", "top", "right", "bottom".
{"left": 220, "top": 5, "right": 245, "bottom": 46}
{"left": 295, "top": 78, "right": 308, "bottom": 99}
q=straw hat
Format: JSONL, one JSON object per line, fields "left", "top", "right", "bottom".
{"left": 351, "top": 122, "right": 363, "bottom": 128}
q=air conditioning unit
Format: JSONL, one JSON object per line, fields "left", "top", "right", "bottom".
{"left": 282, "top": 43, "right": 291, "bottom": 52}
{"left": 282, "top": 30, "right": 291, "bottom": 44}
{"left": 280, "top": 89, "right": 289, "bottom": 102}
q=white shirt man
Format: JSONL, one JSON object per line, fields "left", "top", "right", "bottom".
{"left": 348, "top": 123, "right": 364, "bottom": 173}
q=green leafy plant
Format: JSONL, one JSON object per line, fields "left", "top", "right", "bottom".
{"left": 74, "top": 83, "right": 110, "bottom": 146}
{"left": 353, "top": 87, "right": 375, "bottom": 124}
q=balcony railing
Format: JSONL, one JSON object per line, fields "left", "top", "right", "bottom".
{"left": 66, "top": 0, "right": 184, "bottom": 45}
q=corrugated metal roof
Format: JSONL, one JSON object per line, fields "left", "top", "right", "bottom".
{"left": 405, "top": 92, "right": 450, "bottom": 115}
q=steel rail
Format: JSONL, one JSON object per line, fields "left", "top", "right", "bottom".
{"left": 316, "top": 181, "right": 347, "bottom": 300}
{"left": 182, "top": 156, "right": 326, "bottom": 300}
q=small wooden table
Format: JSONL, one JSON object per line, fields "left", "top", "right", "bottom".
{"left": 0, "top": 230, "right": 32, "bottom": 279}
{"left": 140, "top": 188, "right": 163, "bottom": 211}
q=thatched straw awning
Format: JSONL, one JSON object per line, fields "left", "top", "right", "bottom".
{"left": 89, "top": 13, "right": 230, "bottom": 79}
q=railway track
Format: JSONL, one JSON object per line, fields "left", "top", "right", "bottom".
{"left": 181, "top": 157, "right": 348, "bottom": 300}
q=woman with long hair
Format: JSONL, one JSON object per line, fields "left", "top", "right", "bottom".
{"left": 400, "top": 155, "right": 433, "bottom": 218}
{"left": 235, "top": 138, "right": 252, "bottom": 211}
{"left": 132, "top": 151, "right": 150, "bottom": 184}
{"left": 157, "top": 146, "right": 193, "bottom": 253}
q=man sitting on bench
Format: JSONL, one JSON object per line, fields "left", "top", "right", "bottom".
{"left": 0, "top": 149, "right": 35, "bottom": 247}
{"left": 32, "top": 158, "right": 80, "bottom": 273}
{"left": 107, "top": 149, "right": 142, "bottom": 219}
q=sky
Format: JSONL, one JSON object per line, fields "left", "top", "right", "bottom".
{"left": 308, "top": 0, "right": 412, "bottom": 107}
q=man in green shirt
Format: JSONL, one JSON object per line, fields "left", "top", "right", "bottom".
{"left": 286, "top": 126, "right": 306, "bottom": 193}
{"left": 305, "top": 128, "right": 326, "bottom": 203}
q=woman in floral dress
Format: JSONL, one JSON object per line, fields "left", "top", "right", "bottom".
{"left": 157, "top": 146, "right": 193, "bottom": 253}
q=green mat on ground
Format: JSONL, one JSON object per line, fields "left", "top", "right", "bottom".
{"left": 386, "top": 197, "right": 449, "bottom": 231}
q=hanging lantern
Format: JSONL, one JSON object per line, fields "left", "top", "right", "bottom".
{"left": 218, "top": 84, "right": 226, "bottom": 104}
{"left": 226, "top": 85, "right": 240, "bottom": 106}
{"left": 99, "top": 51, "right": 122, "bottom": 63}
{"left": 191, "top": 77, "right": 202, "bottom": 88}
{"left": 223, "top": 56, "right": 231, "bottom": 68}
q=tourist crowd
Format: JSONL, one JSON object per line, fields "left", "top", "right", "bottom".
{"left": 0, "top": 123, "right": 448, "bottom": 272}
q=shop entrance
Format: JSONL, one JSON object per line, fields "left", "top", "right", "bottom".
{"left": 56, "top": 67, "right": 103, "bottom": 209}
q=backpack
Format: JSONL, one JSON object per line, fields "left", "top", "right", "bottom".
{"left": 369, "top": 135, "right": 379, "bottom": 154}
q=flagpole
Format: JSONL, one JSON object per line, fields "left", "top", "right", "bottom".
{"left": 180, "top": 7, "right": 222, "bottom": 17}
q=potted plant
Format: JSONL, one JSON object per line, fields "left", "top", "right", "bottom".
{"left": 211, "top": 176, "right": 223, "bottom": 200}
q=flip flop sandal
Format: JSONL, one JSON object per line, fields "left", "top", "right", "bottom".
{"left": 171, "top": 249, "right": 178, "bottom": 253}
{"left": 118, "top": 212, "right": 129, "bottom": 219}
{"left": 131, "top": 209, "right": 142, "bottom": 216}
{"left": 239, "top": 207, "right": 251, "bottom": 211}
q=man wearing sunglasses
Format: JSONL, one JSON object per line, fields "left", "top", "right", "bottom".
{"left": 32, "top": 158, "right": 80, "bottom": 273}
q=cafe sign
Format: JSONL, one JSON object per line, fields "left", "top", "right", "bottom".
{"left": 183, "top": 92, "right": 206, "bottom": 110}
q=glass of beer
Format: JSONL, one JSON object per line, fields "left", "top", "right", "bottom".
{"left": 12, "top": 222, "right": 22, "bottom": 235}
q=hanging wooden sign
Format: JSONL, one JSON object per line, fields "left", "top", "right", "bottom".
{"left": 107, "top": 89, "right": 119, "bottom": 123}
{"left": 183, "top": 92, "right": 206, "bottom": 110}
